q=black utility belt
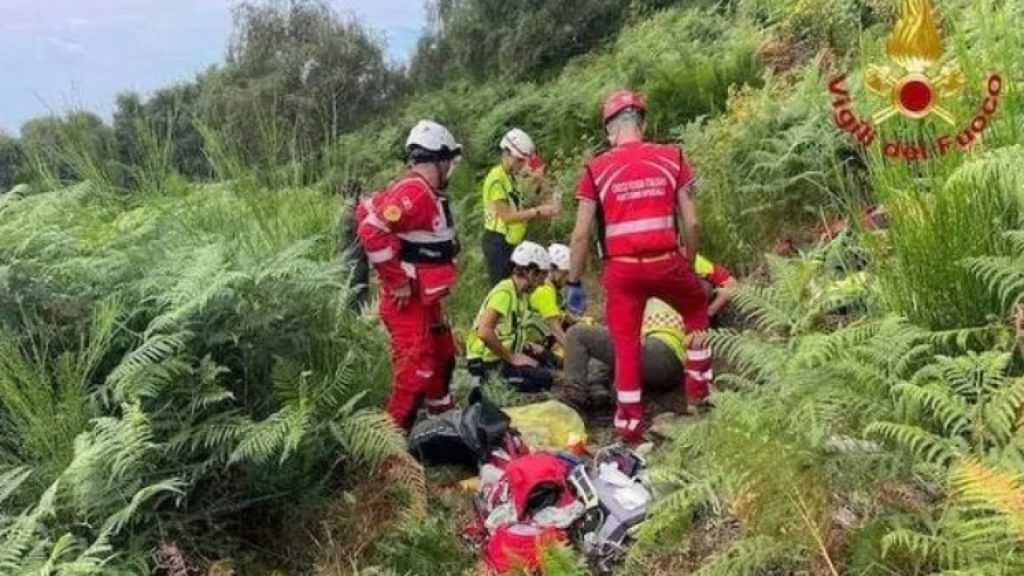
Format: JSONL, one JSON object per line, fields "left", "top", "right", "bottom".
{"left": 400, "top": 241, "right": 459, "bottom": 263}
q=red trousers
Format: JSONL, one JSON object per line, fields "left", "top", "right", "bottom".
{"left": 603, "top": 253, "right": 712, "bottom": 440}
{"left": 379, "top": 293, "right": 456, "bottom": 430}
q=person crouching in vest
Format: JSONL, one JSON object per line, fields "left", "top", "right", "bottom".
{"left": 466, "top": 242, "right": 558, "bottom": 393}
{"left": 481, "top": 129, "right": 559, "bottom": 286}
{"left": 565, "top": 90, "right": 713, "bottom": 443}
{"left": 356, "top": 120, "right": 462, "bottom": 431}
{"left": 523, "top": 243, "right": 573, "bottom": 358}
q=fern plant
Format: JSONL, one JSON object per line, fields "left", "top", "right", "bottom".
{"left": 866, "top": 352, "right": 1024, "bottom": 469}
{"left": 968, "top": 226, "right": 1024, "bottom": 312}
{"left": 880, "top": 457, "right": 1024, "bottom": 574}
{"left": 0, "top": 404, "right": 183, "bottom": 576}
{"left": 0, "top": 301, "right": 123, "bottom": 495}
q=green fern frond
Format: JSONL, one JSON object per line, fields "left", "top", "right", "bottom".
{"left": 892, "top": 382, "right": 970, "bottom": 437}
{"left": 102, "top": 331, "right": 190, "bottom": 404}
{"left": 253, "top": 237, "right": 344, "bottom": 293}
{"left": 330, "top": 409, "right": 406, "bottom": 472}
{"left": 0, "top": 467, "right": 31, "bottom": 507}
{"left": 63, "top": 404, "right": 157, "bottom": 520}
{"left": 935, "top": 352, "right": 1009, "bottom": 399}
{"left": 983, "top": 378, "right": 1024, "bottom": 447}
{"left": 166, "top": 411, "right": 249, "bottom": 457}
{"left": 190, "top": 355, "right": 234, "bottom": 412}
{"left": 707, "top": 329, "right": 786, "bottom": 385}
{"left": 635, "top": 476, "right": 720, "bottom": 545}
{"left": 692, "top": 535, "right": 794, "bottom": 576}
{"left": 98, "top": 478, "right": 185, "bottom": 537}
{"left": 866, "top": 421, "right": 957, "bottom": 466}
{"left": 882, "top": 527, "right": 971, "bottom": 568}
{"left": 944, "top": 145, "right": 1024, "bottom": 199}
{"left": 229, "top": 410, "right": 293, "bottom": 466}
{"left": 141, "top": 244, "right": 248, "bottom": 335}
{"left": 966, "top": 254, "right": 1024, "bottom": 309}
{"left": 792, "top": 318, "right": 879, "bottom": 369}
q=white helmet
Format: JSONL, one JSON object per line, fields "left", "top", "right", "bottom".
{"left": 406, "top": 120, "right": 462, "bottom": 161}
{"left": 511, "top": 241, "right": 551, "bottom": 270}
{"left": 499, "top": 128, "right": 536, "bottom": 160}
{"left": 547, "top": 243, "right": 570, "bottom": 271}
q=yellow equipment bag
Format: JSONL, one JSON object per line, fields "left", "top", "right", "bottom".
{"left": 504, "top": 400, "right": 587, "bottom": 454}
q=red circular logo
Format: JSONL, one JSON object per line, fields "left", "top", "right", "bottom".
{"left": 899, "top": 79, "right": 934, "bottom": 113}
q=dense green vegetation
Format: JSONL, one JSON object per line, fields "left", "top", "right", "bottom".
{"left": 2, "top": 0, "right": 1024, "bottom": 573}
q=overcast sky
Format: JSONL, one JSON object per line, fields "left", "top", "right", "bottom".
{"left": 0, "top": 0, "right": 427, "bottom": 134}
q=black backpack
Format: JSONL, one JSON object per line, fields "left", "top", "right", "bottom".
{"left": 408, "top": 388, "right": 512, "bottom": 468}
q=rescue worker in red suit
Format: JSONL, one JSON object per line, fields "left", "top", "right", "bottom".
{"left": 566, "top": 91, "right": 713, "bottom": 443}
{"left": 357, "top": 120, "right": 463, "bottom": 430}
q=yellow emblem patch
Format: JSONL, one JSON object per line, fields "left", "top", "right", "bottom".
{"left": 383, "top": 205, "right": 402, "bottom": 222}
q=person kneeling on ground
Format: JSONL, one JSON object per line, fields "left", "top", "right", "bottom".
{"left": 557, "top": 255, "right": 736, "bottom": 413}
{"left": 467, "top": 242, "right": 559, "bottom": 392}
{"left": 524, "top": 243, "right": 573, "bottom": 355}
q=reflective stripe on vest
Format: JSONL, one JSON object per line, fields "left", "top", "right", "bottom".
{"left": 397, "top": 229, "right": 455, "bottom": 242}
{"left": 590, "top": 144, "right": 684, "bottom": 258}
{"left": 604, "top": 216, "right": 675, "bottom": 238}
{"left": 366, "top": 246, "right": 395, "bottom": 264}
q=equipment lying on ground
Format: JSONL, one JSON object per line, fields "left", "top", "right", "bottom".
{"left": 407, "top": 387, "right": 524, "bottom": 468}
{"left": 570, "top": 447, "right": 652, "bottom": 574}
{"left": 503, "top": 400, "right": 587, "bottom": 454}
{"left": 408, "top": 393, "right": 654, "bottom": 574}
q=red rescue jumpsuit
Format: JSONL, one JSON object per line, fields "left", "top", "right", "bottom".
{"left": 576, "top": 142, "right": 713, "bottom": 440}
{"left": 357, "top": 172, "right": 458, "bottom": 430}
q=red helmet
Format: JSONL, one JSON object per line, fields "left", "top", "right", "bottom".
{"left": 602, "top": 90, "right": 647, "bottom": 125}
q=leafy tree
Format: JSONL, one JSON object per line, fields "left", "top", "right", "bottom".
{"left": 148, "top": 81, "right": 210, "bottom": 178}
{"left": 19, "top": 112, "right": 116, "bottom": 185}
{"left": 0, "top": 131, "right": 23, "bottom": 191}
{"left": 114, "top": 82, "right": 211, "bottom": 181}
{"left": 112, "top": 92, "right": 146, "bottom": 169}
{"left": 198, "top": 0, "right": 404, "bottom": 171}
{"left": 410, "top": 0, "right": 696, "bottom": 87}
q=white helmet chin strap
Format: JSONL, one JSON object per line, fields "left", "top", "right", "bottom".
{"left": 445, "top": 157, "right": 459, "bottom": 181}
